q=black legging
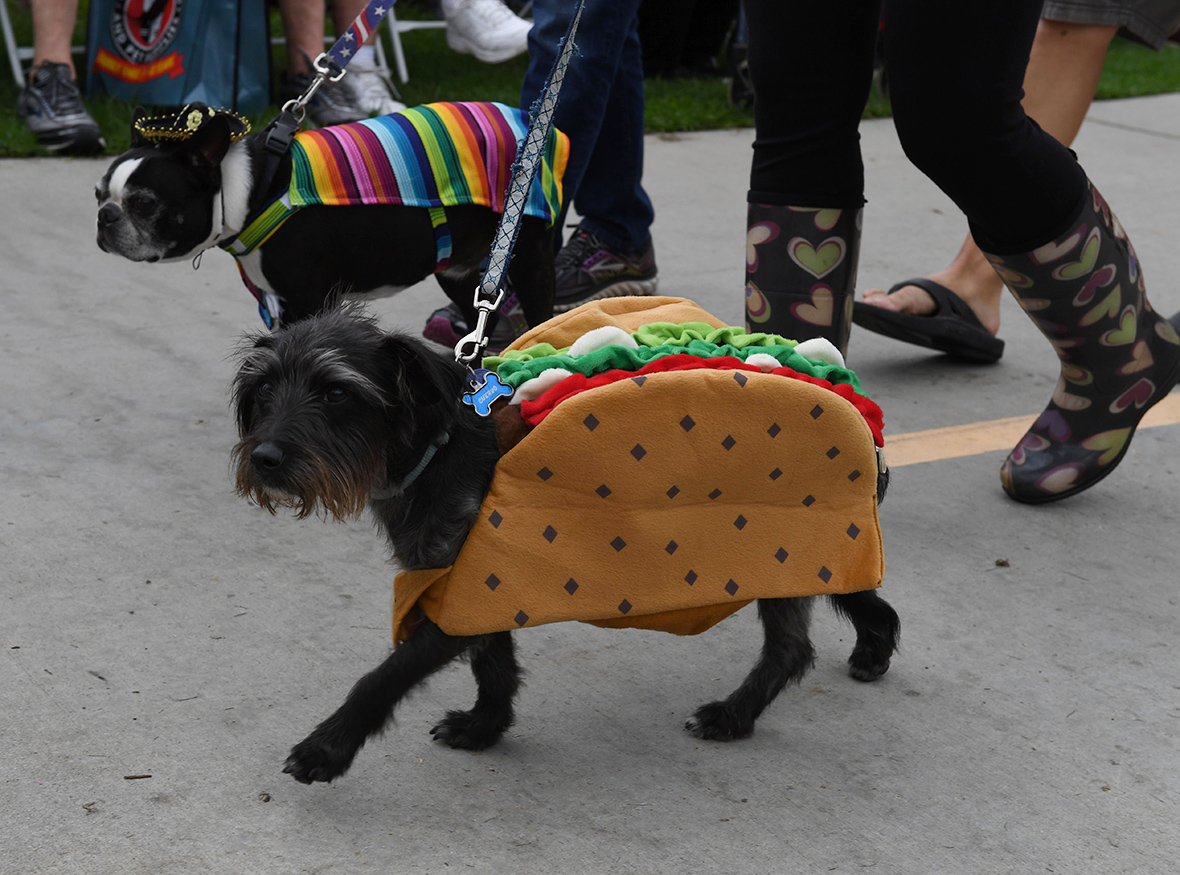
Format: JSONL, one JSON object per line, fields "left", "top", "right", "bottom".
{"left": 744, "top": 0, "right": 1088, "bottom": 253}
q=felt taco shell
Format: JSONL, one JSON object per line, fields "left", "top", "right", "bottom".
{"left": 506, "top": 296, "right": 731, "bottom": 351}
{"left": 392, "top": 298, "right": 884, "bottom": 644}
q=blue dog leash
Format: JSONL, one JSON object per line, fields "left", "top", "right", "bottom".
{"left": 456, "top": 0, "right": 586, "bottom": 416}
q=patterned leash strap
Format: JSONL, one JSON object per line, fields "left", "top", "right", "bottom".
{"left": 257, "top": 0, "right": 401, "bottom": 240}
{"left": 282, "top": 0, "right": 400, "bottom": 118}
{"left": 455, "top": 0, "right": 586, "bottom": 387}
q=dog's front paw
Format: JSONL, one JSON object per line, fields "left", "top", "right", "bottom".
{"left": 429, "top": 708, "right": 509, "bottom": 751}
{"left": 283, "top": 733, "right": 359, "bottom": 784}
{"left": 685, "top": 701, "right": 754, "bottom": 742}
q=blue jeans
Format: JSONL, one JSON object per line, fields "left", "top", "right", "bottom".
{"left": 522, "top": 0, "right": 654, "bottom": 253}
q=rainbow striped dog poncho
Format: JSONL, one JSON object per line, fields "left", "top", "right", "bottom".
{"left": 221, "top": 101, "right": 570, "bottom": 326}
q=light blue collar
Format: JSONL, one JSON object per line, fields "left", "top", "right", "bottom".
{"left": 370, "top": 431, "right": 451, "bottom": 500}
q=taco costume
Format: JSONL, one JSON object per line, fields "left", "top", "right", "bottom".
{"left": 393, "top": 297, "right": 887, "bottom": 644}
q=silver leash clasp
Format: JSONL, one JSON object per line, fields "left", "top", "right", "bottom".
{"left": 454, "top": 282, "right": 505, "bottom": 368}
{"left": 281, "top": 52, "right": 347, "bottom": 118}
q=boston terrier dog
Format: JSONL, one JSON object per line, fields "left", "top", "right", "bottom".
{"left": 95, "top": 103, "right": 561, "bottom": 332}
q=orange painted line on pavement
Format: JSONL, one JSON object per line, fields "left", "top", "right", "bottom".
{"left": 886, "top": 393, "right": 1180, "bottom": 468}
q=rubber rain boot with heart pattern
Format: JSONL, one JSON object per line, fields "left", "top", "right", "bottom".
{"left": 744, "top": 203, "right": 861, "bottom": 358}
{"left": 984, "top": 180, "right": 1180, "bottom": 503}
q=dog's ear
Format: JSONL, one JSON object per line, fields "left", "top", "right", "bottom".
{"left": 378, "top": 334, "right": 463, "bottom": 409}
{"left": 184, "top": 115, "right": 234, "bottom": 174}
{"left": 129, "top": 106, "right": 150, "bottom": 148}
{"left": 232, "top": 334, "right": 277, "bottom": 436}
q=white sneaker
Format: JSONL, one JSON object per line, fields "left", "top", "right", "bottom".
{"left": 444, "top": 0, "right": 532, "bottom": 64}
{"left": 347, "top": 63, "right": 407, "bottom": 117}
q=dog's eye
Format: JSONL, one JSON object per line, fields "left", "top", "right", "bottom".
{"left": 257, "top": 381, "right": 273, "bottom": 398}
{"left": 126, "top": 193, "right": 154, "bottom": 213}
{"left": 324, "top": 387, "right": 347, "bottom": 404}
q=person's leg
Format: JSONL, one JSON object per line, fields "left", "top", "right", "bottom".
{"left": 860, "top": 19, "right": 1117, "bottom": 337}
{"left": 30, "top": 0, "right": 79, "bottom": 71}
{"left": 22, "top": 0, "right": 104, "bottom": 153}
{"left": 328, "top": 0, "right": 379, "bottom": 45}
{"left": 524, "top": 0, "right": 646, "bottom": 240}
{"left": 888, "top": 1, "right": 1085, "bottom": 242}
{"left": 1025, "top": 19, "right": 1118, "bottom": 143}
{"left": 278, "top": 0, "right": 328, "bottom": 77}
{"left": 421, "top": 0, "right": 651, "bottom": 345}
{"left": 566, "top": 11, "right": 653, "bottom": 252}
{"left": 523, "top": 0, "right": 657, "bottom": 309}
{"left": 741, "top": 0, "right": 881, "bottom": 355}
{"left": 886, "top": 0, "right": 1180, "bottom": 502}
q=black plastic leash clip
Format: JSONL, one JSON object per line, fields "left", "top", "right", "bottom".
{"left": 263, "top": 108, "right": 300, "bottom": 157}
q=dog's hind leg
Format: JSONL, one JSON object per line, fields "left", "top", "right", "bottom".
{"left": 686, "top": 597, "right": 816, "bottom": 741}
{"left": 434, "top": 270, "right": 481, "bottom": 332}
{"left": 284, "top": 618, "right": 474, "bottom": 784}
{"left": 507, "top": 218, "right": 556, "bottom": 327}
{"left": 828, "top": 590, "right": 900, "bottom": 682}
{"left": 430, "top": 631, "right": 520, "bottom": 750}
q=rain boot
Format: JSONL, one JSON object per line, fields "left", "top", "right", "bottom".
{"left": 983, "top": 180, "right": 1180, "bottom": 503}
{"left": 744, "top": 203, "right": 861, "bottom": 358}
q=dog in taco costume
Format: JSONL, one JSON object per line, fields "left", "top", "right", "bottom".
{"left": 232, "top": 297, "right": 899, "bottom": 785}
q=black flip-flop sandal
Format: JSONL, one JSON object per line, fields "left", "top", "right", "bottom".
{"left": 852, "top": 277, "right": 1004, "bottom": 363}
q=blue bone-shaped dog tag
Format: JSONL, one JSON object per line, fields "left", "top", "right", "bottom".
{"left": 462, "top": 369, "right": 512, "bottom": 416}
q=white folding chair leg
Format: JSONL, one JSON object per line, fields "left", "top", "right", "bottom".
{"left": 1, "top": 0, "right": 29, "bottom": 87}
{"left": 384, "top": 9, "right": 446, "bottom": 85}
{"left": 383, "top": 10, "right": 409, "bottom": 84}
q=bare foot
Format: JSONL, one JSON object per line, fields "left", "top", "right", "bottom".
{"left": 861, "top": 236, "right": 1006, "bottom": 336}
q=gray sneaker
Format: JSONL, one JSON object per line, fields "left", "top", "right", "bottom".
{"left": 19, "top": 62, "right": 105, "bottom": 154}
{"left": 308, "top": 76, "right": 368, "bottom": 125}
{"left": 347, "top": 63, "right": 407, "bottom": 117}
{"left": 553, "top": 227, "right": 658, "bottom": 312}
{"left": 283, "top": 71, "right": 369, "bottom": 125}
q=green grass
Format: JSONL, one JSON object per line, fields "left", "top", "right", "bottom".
{"left": 1095, "top": 37, "right": 1180, "bottom": 98}
{"left": 2, "top": 0, "right": 1178, "bottom": 158}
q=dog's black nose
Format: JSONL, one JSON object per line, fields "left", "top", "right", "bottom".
{"left": 251, "top": 442, "right": 285, "bottom": 471}
{"left": 98, "top": 203, "right": 122, "bottom": 227}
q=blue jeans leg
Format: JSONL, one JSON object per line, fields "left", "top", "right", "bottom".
{"left": 523, "top": 0, "right": 655, "bottom": 252}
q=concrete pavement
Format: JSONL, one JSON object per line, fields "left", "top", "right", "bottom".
{"left": 2, "top": 93, "right": 1179, "bottom": 874}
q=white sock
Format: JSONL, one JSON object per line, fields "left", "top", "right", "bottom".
{"left": 440, "top": 0, "right": 466, "bottom": 18}
{"left": 352, "top": 44, "right": 376, "bottom": 66}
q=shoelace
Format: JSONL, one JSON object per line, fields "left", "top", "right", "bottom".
{"left": 554, "top": 230, "right": 598, "bottom": 270}
{"left": 313, "top": 77, "right": 360, "bottom": 109}
{"left": 32, "top": 64, "right": 86, "bottom": 116}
